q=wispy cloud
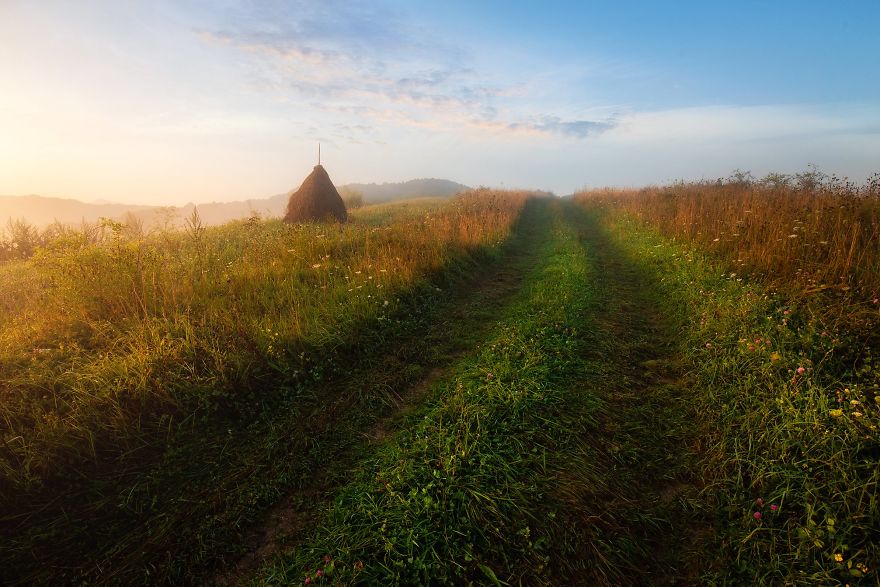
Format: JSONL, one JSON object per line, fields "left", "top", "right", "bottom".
{"left": 197, "top": 2, "right": 614, "bottom": 140}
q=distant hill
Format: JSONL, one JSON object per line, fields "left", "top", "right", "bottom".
{"left": 0, "top": 195, "right": 158, "bottom": 229}
{"left": 0, "top": 194, "right": 288, "bottom": 231}
{"left": 0, "top": 178, "right": 468, "bottom": 231}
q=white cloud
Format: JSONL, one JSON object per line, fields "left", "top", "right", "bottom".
{"left": 196, "top": 6, "right": 615, "bottom": 141}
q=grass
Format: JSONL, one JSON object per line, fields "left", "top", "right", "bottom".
{"left": 574, "top": 172, "right": 880, "bottom": 306}
{"left": 0, "top": 191, "right": 526, "bottom": 492}
{"left": 0, "top": 190, "right": 535, "bottom": 583}
{"left": 250, "top": 200, "right": 707, "bottom": 585}
{"left": 2, "top": 175, "right": 878, "bottom": 584}
{"left": 575, "top": 188, "right": 880, "bottom": 584}
{"left": 253, "top": 198, "right": 596, "bottom": 585}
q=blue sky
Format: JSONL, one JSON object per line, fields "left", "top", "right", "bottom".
{"left": 1, "top": 0, "right": 879, "bottom": 204}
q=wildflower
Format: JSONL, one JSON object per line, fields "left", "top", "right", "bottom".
{"left": 797, "top": 367, "right": 806, "bottom": 375}
{"left": 316, "top": 569, "right": 324, "bottom": 577}
{"left": 706, "top": 343, "right": 712, "bottom": 348}
{"left": 770, "top": 352, "right": 781, "bottom": 362}
{"left": 311, "top": 263, "right": 321, "bottom": 269}
{"left": 305, "top": 577, "right": 312, "bottom": 585}
{"left": 755, "top": 497, "right": 764, "bottom": 507}
{"left": 754, "top": 338, "right": 762, "bottom": 344}
{"left": 853, "top": 412, "right": 863, "bottom": 417}
{"left": 835, "top": 553, "right": 844, "bottom": 563}
{"left": 770, "top": 504, "right": 778, "bottom": 512}
{"left": 324, "top": 555, "right": 332, "bottom": 564}
{"left": 753, "top": 511, "right": 762, "bottom": 520}
{"left": 354, "top": 560, "right": 365, "bottom": 571}
{"left": 830, "top": 409, "right": 843, "bottom": 417}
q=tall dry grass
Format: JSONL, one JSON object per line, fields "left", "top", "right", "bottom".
{"left": 0, "top": 190, "right": 531, "bottom": 493}
{"left": 574, "top": 172, "right": 880, "bottom": 302}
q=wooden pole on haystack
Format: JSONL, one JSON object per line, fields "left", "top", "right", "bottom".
{"left": 318, "top": 142, "right": 321, "bottom": 166}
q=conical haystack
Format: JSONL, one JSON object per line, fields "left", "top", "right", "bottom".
{"left": 283, "top": 165, "right": 348, "bottom": 223}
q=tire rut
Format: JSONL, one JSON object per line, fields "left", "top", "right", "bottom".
{"left": 562, "top": 204, "right": 710, "bottom": 585}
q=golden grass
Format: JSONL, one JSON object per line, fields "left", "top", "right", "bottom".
{"left": 573, "top": 175, "right": 880, "bottom": 302}
{"left": 0, "top": 190, "right": 532, "bottom": 491}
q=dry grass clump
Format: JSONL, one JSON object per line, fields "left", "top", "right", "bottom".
{"left": 574, "top": 171, "right": 880, "bottom": 302}
{"left": 0, "top": 190, "right": 531, "bottom": 493}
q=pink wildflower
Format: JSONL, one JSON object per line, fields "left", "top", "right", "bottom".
{"left": 305, "top": 577, "right": 312, "bottom": 585}
{"left": 797, "top": 367, "right": 805, "bottom": 375}
{"left": 316, "top": 570, "right": 324, "bottom": 578}
{"left": 754, "top": 511, "right": 762, "bottom": 520}
{"left": 770, "top": 504, "right": 778, "bottom": 512}
{"left": 754, "top": 338, "right": 762, "bottom": 344}
{"left": 755, "top": 497, "right": 764, "bottom": 507}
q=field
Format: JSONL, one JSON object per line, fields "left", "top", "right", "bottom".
{"left": 1, "top": 179, "right": 879, "bottom": 585}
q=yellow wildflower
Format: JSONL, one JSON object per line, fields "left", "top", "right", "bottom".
{"left": 835, "top": 553, "right": 843, "bottom": 562}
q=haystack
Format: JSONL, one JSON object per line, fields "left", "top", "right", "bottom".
{"left": 283, "top": 165, "right": 348, "bottom": 223}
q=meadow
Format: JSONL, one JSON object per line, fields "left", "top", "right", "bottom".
{"left": 0, "top": 190, "right": 532, "bottom": 582}
{"left": 1, "top": 174, "right": 878, "bottom": 585}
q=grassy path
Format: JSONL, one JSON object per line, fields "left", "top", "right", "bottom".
{"left": 246, "top": 200, "right": 709, "bottom": 585}
{"left": 5, "top": 198, "right": 716, "bottom": 584}
{"left": 210, "top": 200, "right": 555, "bottom": 585}
{"left": 556, "top": 206, "right": 710, "bottom": 583}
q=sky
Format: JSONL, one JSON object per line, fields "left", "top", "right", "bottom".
{"left": 1, "top": 0, "right": 879, "bottom": 205}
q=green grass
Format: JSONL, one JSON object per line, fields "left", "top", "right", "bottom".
{"left": 253, "top": 199, "right": 591, "bottom": 584}
{"left": 346, "top": 197, "right": 446, "bottom": 226}
{"left": 581, "top": 203, "right": 880, "bottom": 584}
{"left": 251, "top": 200, "right": 707, "bottom": 585}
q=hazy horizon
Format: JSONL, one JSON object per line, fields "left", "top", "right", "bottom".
{"left": 2, "top": 1, "right": 879, "bottom": 207}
